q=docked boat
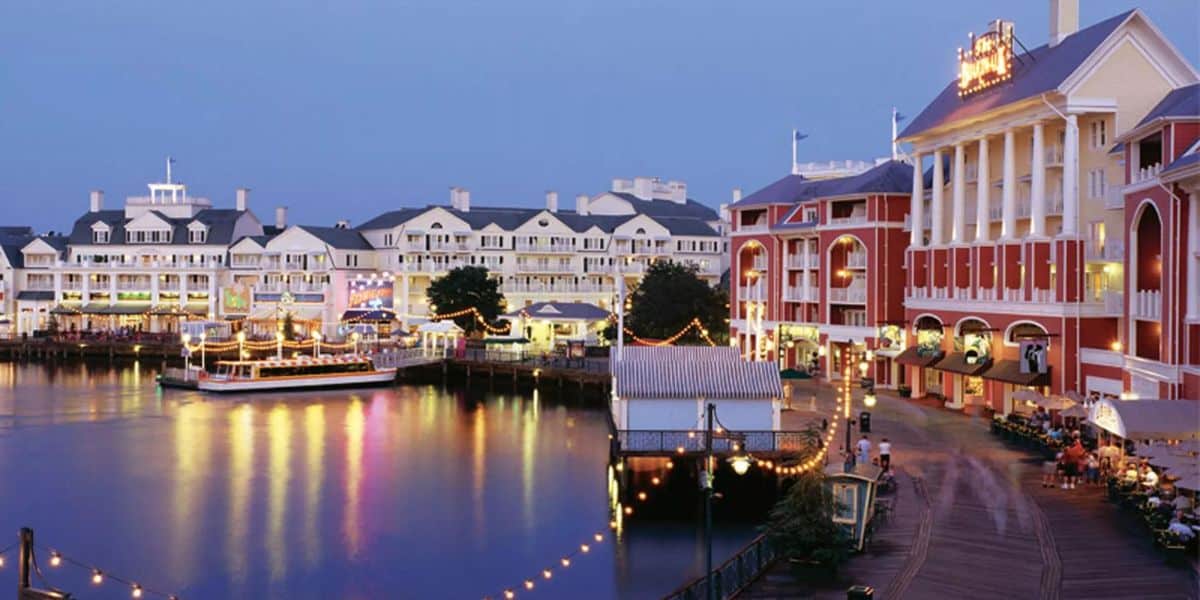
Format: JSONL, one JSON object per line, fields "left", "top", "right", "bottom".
{"left": 195, "top": 355, "right": 396, "bottom": 392}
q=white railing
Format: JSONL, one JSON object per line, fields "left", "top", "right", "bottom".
{"left": 406, "top": 241, "right": 425, "bottom": 252}
{"left": 975, "top": 287, "right": 998, "bottom": 301}
{"left": 1031, "top": 288, "right": 1056, "bottom": 303}
{"left": 932, "top": 286, "right": 949, "bottom": 300}
{"left": 829, "top": 214, "right": 868, "bottom": 226}
{"left": 515, "top": 262, "right": 574, "bottom": 273}
{"left": 61, "top": 280, "right": 82, "bottom": 291}
{"left": 1004, "top": 288, "right": 1024, "bottom": 302}
{"left": 953, "top": 287, "right": 973, "bottom": 300}
{"left": 25, "top": 279, "right": 54, "bottom": 291}
{"left": 1045, "top": 144, "right": 1064, "bottom": 166}
{"left": 750, "top": 259, "right": 768, "bottom": 271}
{"left": 1085, "top": 239, "right": 1125, "bottom": 262}
{"left": 116, "top": 280, "right": 151, "bottom": 290}
{"left": 1132, "top": 163, "right": 1162, "bottom": 185}
{"left": 160, "top": 280, "right": 181, "bottom": 291}
{"left": 909, "top": 286, "right": 930, "bottom": 299}
{"left": 504, "top": 282, "right": 608, "bottom": 295}
{"left": 845, "top": 253, "right": 867, "bottom": 268}
{"left": 738, "top": 284, "right": 764, "bottom": 301}
{"left": 782, "top": 287, "right": 815, "bottom": 303}
{"left": 828, "top": 287, "right": 866, "bottom": 303}
{"left": 902, "top": 213, "right": 933, "bottom": 232}
{"left": 1133, "top": 289, "right": 1162, "bottom": 320}
{"left": 1103, "top": 290, "right": 1124, "bottom": 314}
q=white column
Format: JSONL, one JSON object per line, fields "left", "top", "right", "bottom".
{"left": 931, "top": 149, "right": 945, "bottom": 245}
{"left": 801, "top": 242, "right": 812, "bottom": 301}
{"left": 1061, "top": 115, "right": 1079, "bottom": 236}
{"left": 1189, "top": 192, "right": 1200, "bottom": 318}
{"left": 208, "top": 274, "right": 217, "bottom": 317}
{"left": 53, "top": 272, "right": 62, "bottom": 302}
{"left": 151, "top": 273, "right": 160, "bottom": 305}
{"left": 952, "top": 143, "right": 966, "bottom": 243}
{"left": 1001, "top": 128, "right": 1017, "bottom": 239}
{"left": 1030, "top": 122, "right": 1047, "bottom": 237}
{"left": 108, "top": 273, "right": 117, "bottom": 306}
{"left": 910, "top": 151, "right": 924, "bottom": 247}
{"left": 81, "top": 271, "right": 90, "bottom": 301}
{"left": 179, "top": 273, "right": 188, "bottom": 308}
{"left": 975, "top": 137, "right": 990, "bottom": 242}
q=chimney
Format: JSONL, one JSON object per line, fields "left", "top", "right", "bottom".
{"left": 667, "top": 180, "right": 687, "bottom": 204}
{"left": 732, "top": 188, "right": 743, "bottom": 203}
{"left": 545, "top": 191, "right": 558, "bottom": 213}
{"left": 335, "top": 219, "right": 350, "bottom": 229}
{"left": 275, "top": 206, "right": 287, "bottom": 230}
{"left": 236, "top": 188, "right": 250, "bottom": 212}
{"left": 1049, "top": 0, "right": 1078, "bottom": 47}
{"left": 575, "top": 194, "right": 590, "bottom": 216}
{"left": 89, "top": 190, "right": 104, "bottom": 213}
{"left": 632, "top": 177, "right": 653, "bottom": 200}
{"left": 450, "top": 187, "right": 470, "bottom": 212}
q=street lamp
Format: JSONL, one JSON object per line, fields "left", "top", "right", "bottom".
{"left": 275, "top": 331, "right": 284, "bottom": 360}
{"left": 182, "top": 333, "right": 192, "bottom": 374}
{"left": 351, "top": 331, "right": 361, "bottom": 355}
{"left": 701, "top": 402, "right": 752, "bottom": 600}
{"left": 236, "top": 330, "right": 246, "bottom": 360}
{"left": 199, "top": 332, "right": 207, "bottom": 371}
{"left": 313, "top": 331, "right": 322, "bottom": 358}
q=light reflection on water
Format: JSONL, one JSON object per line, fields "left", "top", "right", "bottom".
{"left": 0, "top": 363, "right": 753, "bottom": 599}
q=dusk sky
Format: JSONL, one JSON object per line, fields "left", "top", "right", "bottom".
{"left": 2, "top": 1, "right": 1196, "bottom": 231}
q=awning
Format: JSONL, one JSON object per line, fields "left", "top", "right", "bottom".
{"left": 483, "top": 336, "right": 531, "bottom": 345}
{"left": 932, "top": 352, "right": 990, "bottom": 376}
{"left": 895, "top": 347, "right": 941, "bottom": 367}
{"left": 16, "top": 291, "right": 55, "bottom": 301}
{"left": 981, "top": 360, "right": 1050, "bottom": 387}
{"left": 1088, "top": 398, "right": 1200, "bottom": 441}
{"left": 341, "top": 309, "right": 396, "bottom": 322}
{"left": 50, "top": 304, "right": 82, "bottom": 315}
{"left": 418, "top": 321, "right": 463, "bottom": 334}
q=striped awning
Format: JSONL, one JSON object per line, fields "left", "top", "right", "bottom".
{"left": 615, "top": 360, "right": 782, "bottom": 399}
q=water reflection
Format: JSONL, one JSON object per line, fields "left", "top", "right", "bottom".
{"left": 0, "top": 364, "right": 752, "bottom": 599}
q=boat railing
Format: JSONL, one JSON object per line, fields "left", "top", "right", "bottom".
{"left": 368, "top": 347, "right": 428, "bottom": 369}
{"left": 162, "top": 367, "right": 196, "bottom": 382}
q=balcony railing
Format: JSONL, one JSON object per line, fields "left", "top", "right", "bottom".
{"left": 828, "top": 287, "right": 866, "bottom": 303}
{"left": 515, "top": 262, "right": 575, "bottom": 274}
{"left": 828, "top": 214, "right": 868, "bottom": 226}
{"left": 1085, "top": 239, "right": 1125, "bottom": 262}
{"left": 1131, "top": 163, "right": 1162, "bottom": 185}
{"left": 782, "top": 286, "right": 815, "bottom": 303}
{"left": 845, "top": 253, "right": 867, "bottom": 268}
{"left": 1133, "top": 289, "right": 1162, "bottom": 320}
{"left": 616, "top": 430, "right": 816, "bottom": 455}
{"left": 738, "top": 284, "right": 764, "bottom": 301}
{"left": 1045, "top": 144, "right": 1064, "bottom": 166}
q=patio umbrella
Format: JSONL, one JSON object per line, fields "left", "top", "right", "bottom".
{"left": 1037, "top": 395, "right": 1077, "bottom": 411}
{"left": 1011, "top": 389, "right": 1044, "bottom": 404}
{"left": 1149, "top": 454, "right": 1197, "bottom": 470}
{"left": 1175, "top": 476, "right": 1200, "bottom": 492}
{"left": 1062, "top": 390, "right": 1086, "bottom": 404}
{"left": 1060, "top": 404, "right": 1088, "bottom": 419}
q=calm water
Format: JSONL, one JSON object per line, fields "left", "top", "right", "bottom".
{"left": 0, "top": 363, "right": 752, "bottom": 599}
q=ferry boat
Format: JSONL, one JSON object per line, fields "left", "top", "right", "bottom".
{"left": 195, "top": 355, "right": 396, "bottom": 392}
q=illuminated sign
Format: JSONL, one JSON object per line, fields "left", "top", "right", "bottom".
{"left": 958, "top": 20, "right": 1015, "bottom": 97}
{"left": 222, "top": 283, "right": 251, "bottom": 314}
{"left": 348, "top": 280, "right": 393, "bottom": 309}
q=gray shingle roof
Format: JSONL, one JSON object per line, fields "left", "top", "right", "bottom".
{"left": 296, "top": 226, "right": 373, "bottom": 250}
{"left": 356, "top": 203, "right": 717, "bottom": 236}
{"left": 0, "top": 227, "right": 34, "bottom": 268}
{"left": 1135, "top": 83, "right": 1200, "bottom": 127}
{"left": 899, "top": 11, "right": 1133, "bottom": 140}
{"left": 66, "top": 209, "right": 252, "bottom": 246}
{"left": 503, "top": 301, "right": 611, "bottom": 321}
{"left": 605, "top": 193, "right": 720, "bottom": 221}
{"left": 615, "top": 355, "right": 782, "bottom": 399}
{"left": 733, "top": 160, "right": 913, "bottom": 208}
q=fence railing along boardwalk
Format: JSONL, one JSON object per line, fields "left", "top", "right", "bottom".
{"left": 616, "top": 430, "right": 814, "bottom": 457}
{"left": 662, "top": 535, "right": 776, "bottom": 600}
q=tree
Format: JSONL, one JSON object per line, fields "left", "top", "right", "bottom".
{"left": 281, "top": 312, "right": 296, "bottom": 341}
{"left": 426, "top": 266, "right": 505, "bottom": 336}
{"left": 763, "top": 470, "right": 850, "bottom": 568}
{"left": 624, "top": 261, "right": 728, "bottom": 345}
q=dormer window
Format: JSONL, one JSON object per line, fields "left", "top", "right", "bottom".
{"left": 189, "top": 229, "right": 207, "bottom": 244}
{"left": 91, "top": 221, "right": 111, "bottom": 244}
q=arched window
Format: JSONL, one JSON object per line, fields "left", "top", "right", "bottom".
{"left": 430, "top": 222, "right": 443, "bottom": 230}
{"left": 635, "top": 228, "right": 646, "bottom": 235}
{"left": 1006, "top": 322, "right": 1048, "bottom": 346}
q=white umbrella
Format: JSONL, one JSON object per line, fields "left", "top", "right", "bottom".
{"left": 1149, "top": 454, "right": 1197, "bottom": 470}
{"left": 1060, "top": 404, "right": 1088, "bottom": 419}
{"left": 1062, "top": 390, "right": 1086, "bottom": 404}
{"left": 1011, "top": 389, "right": 1044, "bottom": 404}
{"left": 1174, "top": 475, "right": 1200, "bottom": 492}
{"left": 1038, "top": 395, "right": 1077, "bottom": 411}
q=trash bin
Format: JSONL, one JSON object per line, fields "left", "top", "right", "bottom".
{"left": 859, "top": 411, "right": 871, "bottom": 433}
{"left": 847, "top": 585, "right": 874, "bottom": 599}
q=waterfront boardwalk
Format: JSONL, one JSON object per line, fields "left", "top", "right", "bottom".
{"left": 738, "top": 381, "right": 1198, "bottom": 600}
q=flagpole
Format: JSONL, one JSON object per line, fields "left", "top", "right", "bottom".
{"left": 791, "top": 129, "right": 798, "bottom": 175}
{"left": 891, "top": 108, "right": 898, "bottom": 160}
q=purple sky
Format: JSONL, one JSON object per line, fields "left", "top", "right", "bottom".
{"left": 1, "top": 0, "right": 1196, "bottom": 231}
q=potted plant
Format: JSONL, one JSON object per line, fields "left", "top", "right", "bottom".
{"left": 763, "top": 471, "right": 849, "bottom": 582}
{"left": 898, "top": 385, "right": 911, "bottom": 398}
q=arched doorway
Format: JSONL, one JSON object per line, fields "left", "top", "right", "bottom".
{"left": 913, "top": 315, "right": 945, "bottom": 397}
{"left": 950, "top": 317, "right": 992, "bottom": 408}
{"left": 1129, "top": 201, "right": 1163, "bottom": 361}
{"left": 736, "top": 240, "right": 769, "bottom": 360}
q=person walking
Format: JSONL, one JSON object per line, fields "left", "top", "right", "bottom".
{"left": 879, "top": 437, "right": 892, "bottom": 471}
{"left": 856, "top": 434, "right": 871, "bottom": 467}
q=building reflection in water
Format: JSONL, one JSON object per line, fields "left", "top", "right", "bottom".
{"left": 227, "top": 403, "right": 254, "bottom": 583}
{"left": 171, "top": 401, "right": 211, "bottom": 578}
{"left": 472, "top": 401, "right": 487, "bottom": 544}
{"left": 304, "top": 403, "right": 325, "bottom": 567}
{"left": 267, "top": 403, "right": 291, "bottom": 580}
{"left": 344, "top": 397, "right": 365, "bottom": 558}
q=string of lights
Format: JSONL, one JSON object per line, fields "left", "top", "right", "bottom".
{"left": 615, "top": 317, "right": 715, "bottom": 347}
{"left": 25, "top": 544, "right": 182, "bottom": 599}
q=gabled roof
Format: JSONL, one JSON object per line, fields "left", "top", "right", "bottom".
{"left": 648, "top": 216, "right": 720, "bottom": 236}
{"left": 615, "top": 356, "right": 782, "bottom": 399}
{"left": 899, "top": 11, "right": 1133, "bottom": 140}
{"left": 1162, "top": 138, "right": 1200, "bottom": 178}
{"left": 0, "top": 226, "right": 35, "bottom": 269}
{"left": 733, "top": 160, "right": 913, "bottom": 208}
{"left": 66, "top": 208, "right": 251, "bottom": 246}
{"left": 1135, "top": 83, "right": 1200, "bottom": 127}
{"left": 503, "top": 301, "right": 611, "bottom": 321}
{"left": 354, "top": 208, "right": 430, "bottom": 231}
{"left": 356, "top": 202, "right": 717, "bottom": 236}
{"left": 295, "top": 226, "right": 373, "bottom": 250}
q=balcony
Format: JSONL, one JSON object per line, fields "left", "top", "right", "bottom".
{"left": 515, "top": 242, "right": 575, "bottom": 254}
{"left": 782, "top": 286, "right": 815, "bottom": 303}
{"left": 1045, "top": 144, "right": 1064, "bottom": 167}
{"left": 515, "top": 261, "right": 574, "bottom": 274}
{"left": 828, "top": 287, "right": 866, "bottom": 303}
{"left": 785, "top": 254, "right": 819, "bottom": 269}
{"left": 1133, "top": 289, "right": 1162, "bottom": 320}
{"left": 116, "top": 279, "right": 151, "bottom": 291}
{"left": 828, "top": 214, "right": 868, "bottom": 226}
{"left": 503, "top": 282, "right": 608, "bottom": 295}
{"left": 1131, "top": 163, "right": 1162, "bottom": 185}
{"left": 25, "top": 279, "right": 55, "bottom": 291}
{"left": 1085, "top": 239, "right": 1125, "bottom": 262}
{"left": 903, "top": 213, "right": 933, "bottom": 232}
{"left": 159, "top": 280, "right": 181, "bottom": 291}
{"left": 406, "top": 241, "right": 425, "bottom": 252}
{"left": 738, "top": 284, "right": 765, "bottom": 301}
{"left": 750, "top": 259, "right": 768, "bottom": 272}
{"left": 845, "top": 253, "right": 867, "bottom": 268}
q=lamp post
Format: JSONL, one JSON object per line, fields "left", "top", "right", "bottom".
{"left": 199, "top": 332, "right": 207, "bottom": 370}
{"left": 701, "top": 402, "right": 752, "bottom": 600}
{"left": 236, "top": 330, "right": 246, "bottom": 360}
{"left": 351, "top": 331, "right": 360, "bottom": 356}
{"left": 313, "top": 331, "right": 322, "bottom": 358}
{"left": 182, "top": 333, "right": 192, "bottom": 373}
{"left": 275, "top": 331, "right": 284, "bottom": 360}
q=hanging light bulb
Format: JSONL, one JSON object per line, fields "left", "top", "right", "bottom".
{"left": 523, "top": 580, "right": 534, "bottom": 591}
{"left": 560, "top": 557, "right": 571, "bottom": 568}
{"left": 580, "top": 544, "right": 590, "bottom": 553}
{"left": 594, "top": 533, "right": 604, "bottom": 543}
{"left": 92, "top": 570, "right": 104, "bottom": 584}
{"left": 503, "top": 590, "right": 515, "bottom": 599}
{"left": 132, "top": 584, "right": 143, "bottom": 598}
{"left": 542, "top": 569, "right": 553, "bottom": 580}
{"left": 49, "top": 552, "right": 62, "bottom": 567}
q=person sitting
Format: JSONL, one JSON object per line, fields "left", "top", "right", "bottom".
{"left": 1167, "top": 512, "right": 1195, "bottom": 542}
{"left": 1142, "top": 466, "right": 1159, "bottom": 489}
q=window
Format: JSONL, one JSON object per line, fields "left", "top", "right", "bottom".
{"left": 189, "top": 229, "right": 207, "bottom": 244}
{"left": 93, "top": 230, "right": 109, "bottom": 244}
{"left": 1087, "top": 168, "right": 1107, "bottom": 199}
{"left": 1090, "top": 120, "right": 1107, "bottom": 149}
{"left": 831, "top": 483, "right": 857, "bottom": 524}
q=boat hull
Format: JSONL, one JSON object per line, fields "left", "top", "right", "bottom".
{"left": 196, "top": 369, "right": 397, "bottom": 393}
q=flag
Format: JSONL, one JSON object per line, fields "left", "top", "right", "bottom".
{"left": 894, "top": 112, "right": 907, "bottom": 123}
{"left": 794, "top": 131, "right": 808, "bottom": 142}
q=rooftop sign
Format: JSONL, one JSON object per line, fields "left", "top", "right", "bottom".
{"left": 958, "top": 20, "right": 1015, "bottom": 97}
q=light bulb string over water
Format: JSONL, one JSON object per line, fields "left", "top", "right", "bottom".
{"left": 14, "top": 543, "right": 184, "bottom": 599}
